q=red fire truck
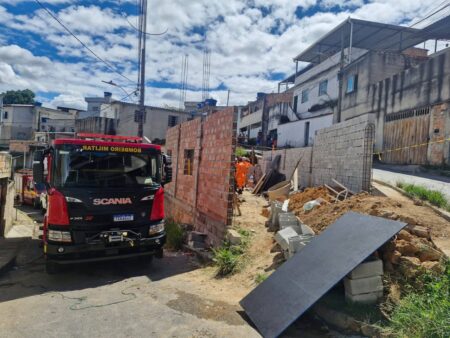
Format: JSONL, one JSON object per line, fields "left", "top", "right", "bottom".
{"left": 33, "top": 133, "right": 171, "bottom": 273}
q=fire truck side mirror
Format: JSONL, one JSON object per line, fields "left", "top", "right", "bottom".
{"left": 33, "top": 151, "right": 45, "bottom": 184}
{"left": 162, "top": 154, "right": 172, "bottom": 185}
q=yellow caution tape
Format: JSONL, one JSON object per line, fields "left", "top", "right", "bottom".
{"left": 374, "top": 137, "right": 450, "bottom": 161}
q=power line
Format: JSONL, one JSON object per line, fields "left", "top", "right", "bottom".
{"left": 410, "top": 3, "right": 450, "bottom": 27}
{"left": 33, "top": 0, "right": 136, "bottom": 85}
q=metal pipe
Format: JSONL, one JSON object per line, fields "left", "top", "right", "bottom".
{"left": 348, "top": 18, "right": 353, "bottom": 63}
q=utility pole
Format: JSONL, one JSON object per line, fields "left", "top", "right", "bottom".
{"left": 137, "top": 0, "right": 148, "bottom": 138}
{"left": 226, "top": 89, "right": 230, "bottom": 106}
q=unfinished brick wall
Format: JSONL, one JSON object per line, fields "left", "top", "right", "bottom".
{"left": 261, "top": 116, "right": 375, "bottom": 192}
{"left": 165, "top": 107, "right": 237, "bottom": 246}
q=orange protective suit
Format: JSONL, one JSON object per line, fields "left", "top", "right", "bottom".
{"left": 235, "top": 161, "right": 252, "bottom": 189}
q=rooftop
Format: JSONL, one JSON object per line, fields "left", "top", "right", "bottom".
{"left": 293, "top": 16, "right": 450, "bottom": 64}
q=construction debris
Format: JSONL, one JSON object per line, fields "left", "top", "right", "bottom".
{"left": 240, "top": 212, "right": 407, "bottom": 338}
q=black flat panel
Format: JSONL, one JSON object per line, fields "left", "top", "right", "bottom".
{"left": 240, "top": 212, "right": 406, "bottom": 338}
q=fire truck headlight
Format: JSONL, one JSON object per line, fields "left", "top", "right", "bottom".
{"left": 149, "top": 222, "right": 165, "bottom": 235}
{"left": 65, "top": 196, "right": 83, "bottom": 203}
{"left": 48, "top": 230, "right": 72, "bottom": 243}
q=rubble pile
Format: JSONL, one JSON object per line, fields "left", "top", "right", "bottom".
{"left": 287, "top": 191, "right": 446, "bottom": 277}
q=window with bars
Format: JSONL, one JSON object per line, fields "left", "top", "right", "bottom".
{"left": 168, "top": 115, "right": 179, "bottom": 127}
{"left": 318, "top": 79, "right": 328, "bottom": 96}
{"left": 184, "top": 149, "right": 194, "bottom": 175}
{"left": 301, "top": 89, "right": 309, "bottom": 103}
{"left": 134, "top": 110, "right": 147, "bottom": 123}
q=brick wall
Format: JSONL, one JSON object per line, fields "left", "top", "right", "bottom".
{"left": 262, "top": 115, "right": 375, "bottom": 192}
{"left": 165, "top": 108, "right": 237, "bottom": 245}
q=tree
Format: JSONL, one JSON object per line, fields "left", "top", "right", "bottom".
{"left": 1, "top": 89, "right": 35, "bottom": 104}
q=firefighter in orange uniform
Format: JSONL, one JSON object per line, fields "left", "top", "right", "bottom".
{"left": 235, "top": 157, "right": 252, "bottom": 193}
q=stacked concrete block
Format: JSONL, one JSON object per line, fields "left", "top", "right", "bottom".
{"left": 344, "top": 258, "right": 384, "bottom": 304}
{"left": 268, "top": 201, "right": 283, "bottom": 231}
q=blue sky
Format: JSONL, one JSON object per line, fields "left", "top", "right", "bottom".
{"left": 0, "top": 0, "right": 443, "bottom": 109}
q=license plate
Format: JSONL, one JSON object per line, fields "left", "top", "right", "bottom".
{"left": 113, "top": 214, "right": 134, "bottom": 222}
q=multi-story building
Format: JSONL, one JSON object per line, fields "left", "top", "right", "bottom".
{"left": 78, "top": 95, "right": 192, "bottom": 142}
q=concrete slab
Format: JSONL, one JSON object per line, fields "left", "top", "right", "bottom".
{"left": 240, "top": 212, "right": 406, "bottom": 338}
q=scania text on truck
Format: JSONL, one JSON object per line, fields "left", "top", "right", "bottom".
{"left": 33, "top": 133, "right": 172, "bottom": 273}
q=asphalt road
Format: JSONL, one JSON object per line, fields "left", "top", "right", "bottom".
{"left": 373, "top": 168, "right": 450, "bottom": 200}
{"left": 0, "top": 243, "right": 260, "bottom": 338}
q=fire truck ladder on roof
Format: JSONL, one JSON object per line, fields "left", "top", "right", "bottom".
{"left": 76, "top": 133, "right": 143, "bottom": 143}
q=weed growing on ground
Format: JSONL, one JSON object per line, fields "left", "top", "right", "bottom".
{"left": 387, "top": 261, "right": 450, "bottom": 338}
{"left": 213, "top": 228, "right": 252, "bottom": 277}
{"left": 396, "top": 182, "right": 450, "bottom": 210}
{"left": 255, "top": 273, "right": 268, "bottom": 284}
{"left": 164, "top": 219, "right": 184, "bottom": 250}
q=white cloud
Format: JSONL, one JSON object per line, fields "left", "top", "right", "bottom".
{"left": 0, "top": 0, "right": 445, "bottom": 111}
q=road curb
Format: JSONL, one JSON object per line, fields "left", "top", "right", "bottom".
{"left": 373, "top": 179, "right": 450, "bottom": 222}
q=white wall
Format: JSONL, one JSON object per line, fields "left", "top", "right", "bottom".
{"left": 292, "top": 48, "right": 367, "bottom": 117}
{"left": 277, "top": 114, "right": 333, "bottom": 148}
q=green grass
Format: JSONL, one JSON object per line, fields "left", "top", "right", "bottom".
{"left": 396, "top": 182, "right": 450, "bottom": 211}
{"left": 164, "top": 219, "right": 184, "bottom": 250}
{"left": 255, "top": 273, "right": 268, "bottom": 284}
{"left": 213, "top": 228, "right": 252, "bottom": 277}
{"left": 235, "top": 147, "right": 248, "bottom": 157}
{"left": 387, "top": 261, "right": 450, "bottom": 338}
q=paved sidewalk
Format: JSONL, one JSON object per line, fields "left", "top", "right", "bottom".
{"left": 373, "top": 168, "right": 450, "bottom": 201}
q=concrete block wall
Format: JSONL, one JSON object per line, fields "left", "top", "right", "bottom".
{"left": 312, "top": 115, "right": 374, "bottom": 192}
{"left": 261, "top": 147, "right": 313, "bottom": 188}
{"left": 261, "top": 115, "right": 374, "bottom": 192}
{"left": 165, "top": 108, "right": 237, "bottom": 246}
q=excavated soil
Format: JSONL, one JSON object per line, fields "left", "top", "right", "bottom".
{"left": 288, "top": 186, "right": 449, "bottom": 279}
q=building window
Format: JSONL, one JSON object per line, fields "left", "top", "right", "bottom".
{"left": 168, "top": 115, "right": 179, "bottom": 127}
{"left": 318, "top": 80, "right": 328, "bottom": 96}
{"left": 346, "top": 74, "right": 358, "bottom": 93}
{"left": 92, "top": 106, "right": 99, "bottom": 112}
{"left": 293, "top": 95, "right": 298, "bottom": 112}
{"left": 134, "top": 110, "right": 147, "bottom": 123}
{"left": 3, "top": 111, "right": 8, "bottom": 119}
{"left": 301, "top": 89, "right": 309, "bottom": 103}
{"left": 184, "top": 149, "right": 194, "bottom": 175}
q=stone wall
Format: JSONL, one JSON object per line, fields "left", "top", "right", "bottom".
{"left": 262, "top": 116, "right": 375, "bottom": 192}
{"left": 164, "top": 108, "right": 237, "bottom": 246}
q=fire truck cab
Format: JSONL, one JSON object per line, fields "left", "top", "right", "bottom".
{"left": 33, "top": 133, "right": 171, "bottom": 273}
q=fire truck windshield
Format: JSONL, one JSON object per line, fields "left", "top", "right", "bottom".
{"left": 53, "top": 147, "right": 161, "bottom": 188}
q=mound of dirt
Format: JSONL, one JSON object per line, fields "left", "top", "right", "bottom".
{"left": 288, "top": 190, "right": 448, "bottom": 277}
{"left": 289, "top": 187, "right": 332, "bottom": 211}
